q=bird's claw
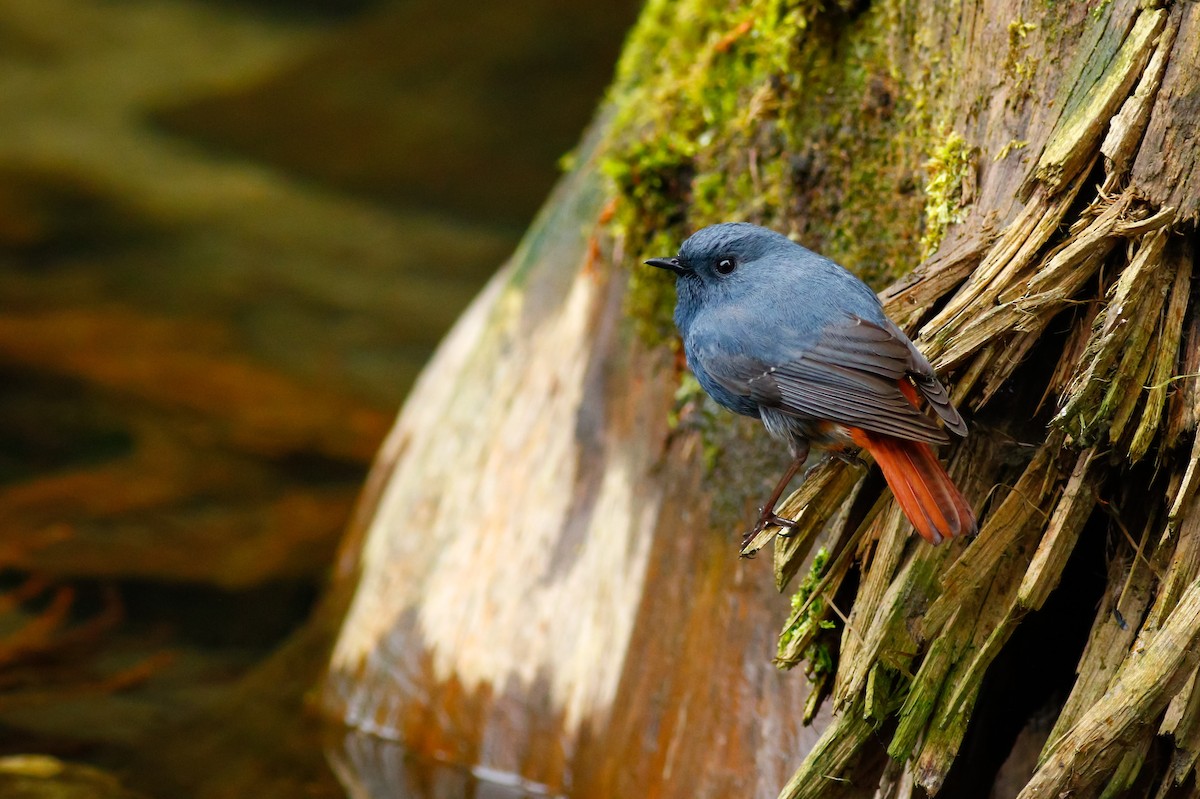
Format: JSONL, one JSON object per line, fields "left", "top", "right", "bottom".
{"left": 741, "top": 511, "right": 799, "bottom": 552}
{"left": 829, "top": 450, "right": 868, "bottom": 470}
{"left": 762, "top": 513, "right": 799, "bottom": 535}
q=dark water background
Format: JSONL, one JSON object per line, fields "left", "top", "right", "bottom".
{"left": 0, "top": 0, "right": 638, "bottom": 795}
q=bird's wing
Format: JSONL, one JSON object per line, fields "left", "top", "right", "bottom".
{"left": 894, "top": 323, "right": 967, "bottom": 436}
{"left": 701, "top": 316, "right": 959, "bottom": 444}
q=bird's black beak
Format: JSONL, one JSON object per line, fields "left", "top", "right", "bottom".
{"left": 645, "top": 257, "right": 688, "bottom": 275}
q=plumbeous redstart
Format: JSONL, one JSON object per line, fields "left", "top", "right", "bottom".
{"left": 646, "top": 223, "right": 976, "bottom": 546}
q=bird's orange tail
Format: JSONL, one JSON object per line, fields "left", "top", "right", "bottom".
{"left": 849, "top": 428, "right": 976, "bottom": 544}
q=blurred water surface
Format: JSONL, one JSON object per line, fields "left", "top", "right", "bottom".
{"left": 0, "top": 0, "right": 638, "bottom": 795}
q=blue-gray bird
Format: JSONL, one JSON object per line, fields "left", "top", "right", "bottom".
{"left": 646, "top": 222, "right": 975, "bottom": 547}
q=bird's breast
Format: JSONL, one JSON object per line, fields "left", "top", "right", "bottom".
{"left": 685, "top": 344, "right": 760, "bottom": 420}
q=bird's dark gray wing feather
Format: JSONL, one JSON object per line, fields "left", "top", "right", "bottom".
{"left": 898, "top": 329, "right": 967, "bottom": 436}
{"left": 705, "top": 317, "right": 964, "bottom": 444}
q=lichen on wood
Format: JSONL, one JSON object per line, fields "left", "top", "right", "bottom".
{"left": 919, "top": 131, "right": 974, "bottom": 257}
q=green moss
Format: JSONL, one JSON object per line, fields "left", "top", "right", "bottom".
{"left": 864, "top": 663, "right": 895, "bottom": 722}
{"left": 624, "top": 225, "right": 689, "bottom": 345}
{"left": 778, "top": 547, "right": 838, "bottom": 676}
{"left": 1003, "top": 17, "right": 1040, "bottom": 99}
{"left": 994, "top": 138, "right": 1030, "bottom": 162}
{"left": 604, "top": 0, "right": 945, "bottom": 354}
{"left": 919, "top": 131, "right": 973, "bottom": 257}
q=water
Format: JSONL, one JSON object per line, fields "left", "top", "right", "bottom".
{"left": 0, "top": 0, "right": 638, "bottom": 795}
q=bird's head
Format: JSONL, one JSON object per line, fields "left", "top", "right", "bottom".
{"left": 645, "top": 223, "right": 798, "bottom": 327}
{"left": 646, "top": 221, "right": 792, "bottom": 277}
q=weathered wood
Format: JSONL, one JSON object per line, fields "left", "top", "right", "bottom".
{"left": 931, "top": 188, "right": 1132, "bottom": 380}
{"left": 909, "top": 444, "right": 1064, "bottom": 793}
{"left": 1101, "top": 11, "right": 1178, "bottom": 185}
{"left": 1019, "top": 574, "right": 1200, "bottom": 798}
{"left": 1017, "top": 447, "right": 1101, "bottom": 611}
{"left": 1130, "top": 2, "right": 1200, "bottom": 223}
{"left": 833, "top": 507, "right": 935, "bottom": 711}
{"left": 1170, "top": 431, "right": 1200, "bottom": 524}
{"left": 1099, "top": 732, "right": 1156, "bottom": 799}
{"left": 1043, "top": 513, "right": 1161, "bottom": 756}
{"left": 1056, "top": 227, "right": 1173, "bottom": 446}
{"left": 921, "top": 180, "right": 1089, "bottom": 367}
{"left": 1031, "top": 8, "right": 1166, "bottom": 192}
{"left": 1130, "top": 238, "right": 1193, "bottom": 463}
{"left": 1161, "top": 668, "right": 1200, "bottom": 787}
{"left": 879, "top": 230, "right": 992, "bottom": 331}
{"left": 1166, "top": 255, "right": 1200, "bottom": 451}
{"left": 777, "top": 701, "right": 883, "bottom": 799}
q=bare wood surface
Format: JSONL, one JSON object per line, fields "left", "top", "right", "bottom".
{"left": 1130, "top": 2, "right": 1200, "bottom": 222}
{"left": 1020, "top": 573, "right": 1200, "bottom": 798}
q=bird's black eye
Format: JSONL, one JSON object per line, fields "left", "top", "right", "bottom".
{"left": 715, "top": 257, "right": 736, "bottom": 275}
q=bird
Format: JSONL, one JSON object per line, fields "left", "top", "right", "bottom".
{"left": 645, "top": 222, "right": 976, "bottom": 548}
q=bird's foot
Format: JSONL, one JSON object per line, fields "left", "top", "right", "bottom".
{"left": 828, "top": 449, "right": 868, "bottom": 470}
{"left": 741, "top": 511, "right": 798, "bottom": 551}
{"left": 762, "top": 512, "right": 799, "bottom": 536}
